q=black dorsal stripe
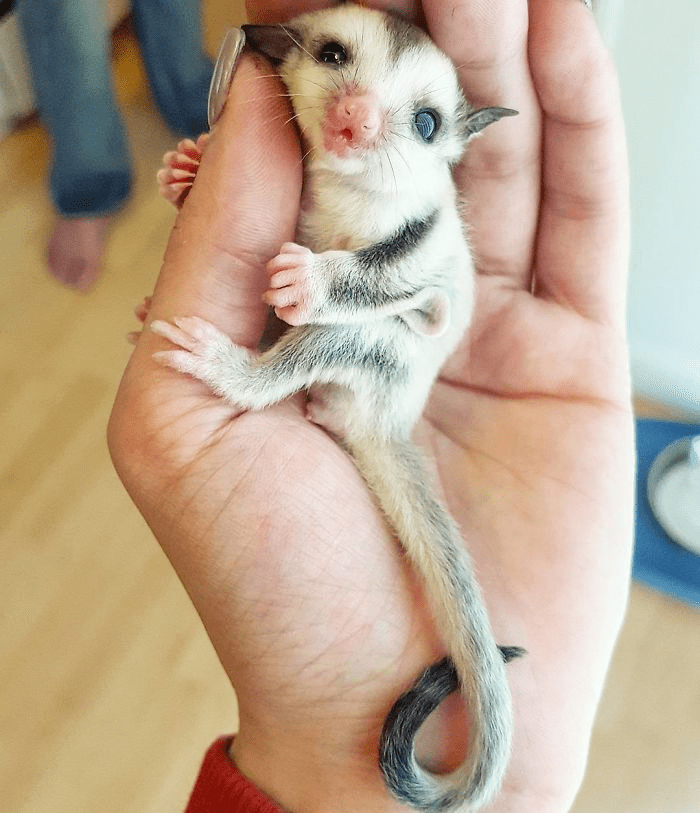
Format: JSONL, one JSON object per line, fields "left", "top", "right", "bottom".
{"left": 356, "top": 209, "right": 439, "bottom": 273}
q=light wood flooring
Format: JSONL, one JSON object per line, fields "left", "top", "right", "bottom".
{"left": 1, "top": 7, "right": 699, "bottom": 811}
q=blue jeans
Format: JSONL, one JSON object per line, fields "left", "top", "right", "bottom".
{"left": 18, "top": 0, "right": 212, "bottom": 217}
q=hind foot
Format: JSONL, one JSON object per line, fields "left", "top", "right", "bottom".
{"left": 150, "top": 315, "right": 250, "bottom": 399}
{"left": 156, "top": 133, "right": 209, "bottom": 209}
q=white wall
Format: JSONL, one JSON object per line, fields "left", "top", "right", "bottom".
{"left": 599, "top": 0, "right": 700, "bottom": 414}
{"left": 0, "top": 14, "right": 35, "bottom": 135}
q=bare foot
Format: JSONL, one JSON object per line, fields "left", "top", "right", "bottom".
{"left": 47, "top": 216, "right": 109, "bottom": 292}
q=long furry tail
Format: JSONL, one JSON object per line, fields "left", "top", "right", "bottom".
{"left": 346, "top": 437, "right": 523, "bottom": 812}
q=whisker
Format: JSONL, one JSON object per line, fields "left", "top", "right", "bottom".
{"left": 388, "top": 127, "right": 413, "bottom": 144}
{"left": 282, "top": 25, "right": 318, "bottom": 64}
{"left": 282, "top": 112, "right": 301, "bottom": 127}
{"left": 385, "top": 150, "right": 399, "bottom": 199}
{"left": 300, "top": 76, "right": 332, "bottom": 94}
{"left": 297, "top": 143, "right": 315, "bottom": 169}
{"left": 280, "top": 104, "right": 317, "bottom": 127}
{"left": 388, "top": 137, "right": 412, "bottom": 179}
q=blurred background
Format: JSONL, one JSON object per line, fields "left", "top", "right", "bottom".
{"left": 0, "top": 1, "right": 697, "bottom": 811}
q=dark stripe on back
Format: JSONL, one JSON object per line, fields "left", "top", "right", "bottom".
{"left": 266, "top": 325, "right": 408, "bottom": 384}
{"left": 356, "top": 209, "right": 439, "bottom": 273}
{"left": 325, "top": 209, "right": 439, "bottom": 310}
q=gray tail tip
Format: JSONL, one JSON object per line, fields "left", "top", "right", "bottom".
{"left": 379, "top": 647, "right": 525, "bottom": 809}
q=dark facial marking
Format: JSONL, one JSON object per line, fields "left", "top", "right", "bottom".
{"left": 383, "top": 11, "right": 428, "bottom": 63}
{"left": 241, "top": 24, "right": 302, "bottom": 66}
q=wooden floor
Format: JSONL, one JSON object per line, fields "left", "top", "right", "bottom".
{"left": 1, "top": 7, "right": 699, "bottom": 812}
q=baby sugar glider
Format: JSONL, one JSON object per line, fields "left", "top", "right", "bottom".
{"left": 150, "top": 5, "right": 523, "bottom": 811}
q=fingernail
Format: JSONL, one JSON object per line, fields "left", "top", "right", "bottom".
{"left": 208, "top": 28, "right": 247, "bottom": 129}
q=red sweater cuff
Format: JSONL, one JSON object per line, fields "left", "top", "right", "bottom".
{"left": 185, "top": 737, "right": 287, "bottom": 813}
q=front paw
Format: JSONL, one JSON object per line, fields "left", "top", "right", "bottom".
{"left": 264, "top": 242, "right": 319, "bottom": 326}
{"left": 150, "top": 316, "right": 244, "bottom": 393}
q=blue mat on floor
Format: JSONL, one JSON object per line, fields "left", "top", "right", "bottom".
{"left": 634, "top": 418, "right": 700, "bottom": 607}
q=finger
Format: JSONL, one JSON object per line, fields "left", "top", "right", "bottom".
{"left": 423, "top": 0, "right": 541, "bottom": 288}
{"left": 267, "top": 257, "right": 299, "bottom": 277}
{"left": 273, "top": 305, "right": 305, "bottom": 326}
{"left": 263, "top": 288, "right": 298, "bottom": 308}
{"left": 529, "top": 0, "right": 629, "bottom": 328}
{"left": 144, "top": 54, "right": 302, "bottom": 349}
{"left": 268, "top": 268, "right": 300, "bottom": 288}
{"left": 158, "top": 165, "right": 197, "bottom": 182}
{"left": 246, "top": 1, "right": 336, "bottom": 23}
{"left": 161, "top": 150, "right": 195, "bottom": 172}
{"left": 175, "top": 138, "right": 202, "bottom": 161}
{"left": 246, "top": 1, "right": 421, "bottom": 24}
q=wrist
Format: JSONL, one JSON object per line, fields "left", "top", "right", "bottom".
{"left": 186, "top": 737, "right": 283, "bottom": 813}
{"left": 229, "top": 724, "right": 408, "bottom": 813}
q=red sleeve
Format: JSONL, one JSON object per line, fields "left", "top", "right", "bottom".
{"left": 185, "top": 737, "right": 287, "bottom": 813}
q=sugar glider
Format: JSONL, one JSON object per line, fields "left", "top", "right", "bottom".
{"left": 151, "top": 5, "right": 523, "bottom": 811}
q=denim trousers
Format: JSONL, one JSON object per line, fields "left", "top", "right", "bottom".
{"left": 18, "top": 0, "right": 212, "bottom": 217}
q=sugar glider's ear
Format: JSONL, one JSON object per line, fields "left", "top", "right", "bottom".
{"left": 241, "top": 24, "right": 302, "bottom": 66}
{"left": 464, "top": 107, "right": 518, "bottom": 139}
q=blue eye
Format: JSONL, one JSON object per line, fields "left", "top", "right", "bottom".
{"left": 415, "top": 109, "right": 439, "bottom": 142}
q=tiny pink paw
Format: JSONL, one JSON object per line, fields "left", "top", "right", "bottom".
{"left": 156, "top": 134, "right": 209, "bottom": 209}
{"left": 126, "top": 295, "right": 153, "bottom": 344}
{"left": 150, "top": 316, "right": 234, "bottom": 381}
{"left": 134, "top": 295, "right": 152, "bottom": 324}
{"left": 264, "top": 242, "right": 316, "bottom": 325}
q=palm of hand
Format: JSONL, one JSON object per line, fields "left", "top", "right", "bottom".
{"left": 117, "top": 263, "right": 631, "bottom": 804}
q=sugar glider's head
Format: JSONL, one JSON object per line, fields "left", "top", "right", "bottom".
{"left": 243, "top": 5, "right": 515, "bottom": 180}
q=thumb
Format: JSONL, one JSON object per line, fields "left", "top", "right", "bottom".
{"left": 108, "top": 53, "right": 300, "bottom": 515}
{"left": 146, "top": 53, "right": 302, "bottom": 348}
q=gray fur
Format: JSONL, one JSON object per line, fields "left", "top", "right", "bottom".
{"left": 152, "top": 5, "right": 521, "bottom": 811}
{"left": 382, "top": 11, "right": 430, "bottom": 63}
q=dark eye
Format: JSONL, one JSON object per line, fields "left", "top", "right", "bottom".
{"left": 415, "top": 108, "right": 440, "bottom": 142}
{"left": 319, "top": 41, "right": 347, "bottom": 66}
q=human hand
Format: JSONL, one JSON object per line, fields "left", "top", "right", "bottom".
{"left": 109, "top": 2, "right": 633, "bottom": 812}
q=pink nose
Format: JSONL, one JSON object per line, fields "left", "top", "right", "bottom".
{"left": 324, "top": 94, "right": 383, "bottom": 156}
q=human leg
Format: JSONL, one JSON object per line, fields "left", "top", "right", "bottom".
{"left": 131, "top": 0, "right": 212, "bottom": 136}
{"left": 17, "top": 0, "right": 132, "bottom": 289}
{"left": 17, "top": 0, "right": 132, "bottom": 217}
